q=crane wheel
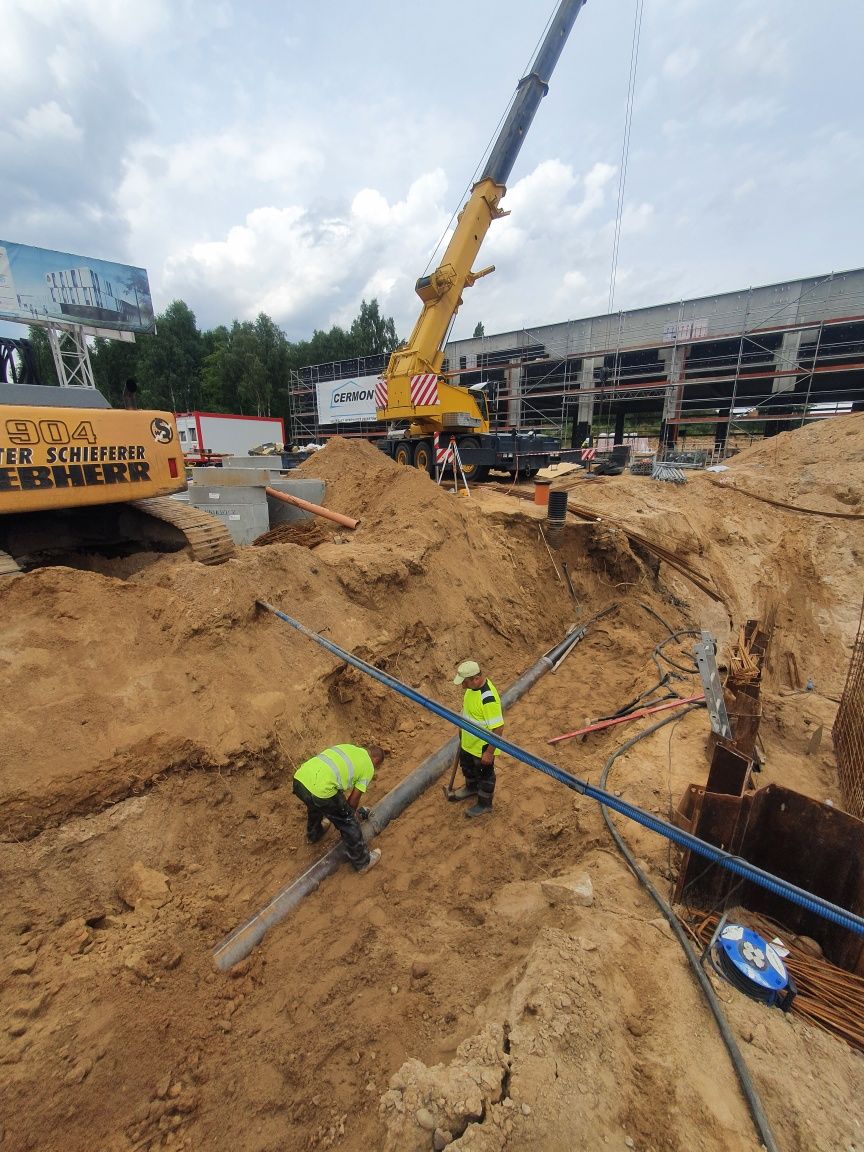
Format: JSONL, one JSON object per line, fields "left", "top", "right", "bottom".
{"left": 394, "top": 443, "right": 413, "bottom": 467}
{"left": 413, "top": 441, "right": 433, "bottom": 474}
{"left": 457, "top": 437, "right": 490, "bottom": 482}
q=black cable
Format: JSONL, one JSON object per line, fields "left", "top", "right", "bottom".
{"left": 599, "top": 710, "right": 780, "bottom": 1152}
{"left": 655, "top": 630, "right": 702, "bottom": 676}
{"left": 598, "top": 675, "right": 672, "bottom": 720}
{"left": 638, "top": 601, "right": 680, "bottom": 639}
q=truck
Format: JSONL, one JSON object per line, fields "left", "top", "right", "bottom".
{"left": 374, "top": 0, "right": 588, "bottom": 482}
{"left": 175, "top": 410, "right": 287, "bottom": 466}
{"left": 0, "top": 337, "right": 235, "bottom": 575}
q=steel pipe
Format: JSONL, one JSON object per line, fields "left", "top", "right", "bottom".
{"left": 212, "top": 626, "right": 580, "bottom": 971}
{"left": 247, "top": 602, "right": 864, "bottom": 939}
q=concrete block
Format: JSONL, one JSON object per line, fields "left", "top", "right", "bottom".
{"left": 187, "top": 486, "right": 269, "bottom": 545}
{"left": 188, "top": 484, "right": 268, "bottom": 506}
{"left": 225, "top": 455, "right": 285, "bottom": 469}
{"left": 266, "top": 479, "right": 326, "bottom": 526}
{"left": 191, "top": 466, "right": 282, "bottom": 487}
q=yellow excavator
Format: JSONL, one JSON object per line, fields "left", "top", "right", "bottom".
{"left": 0, "top": 349, "right": 233, "bottom": 575}
{"left": 375, "top": 0, "right": 587, "bottom": 481}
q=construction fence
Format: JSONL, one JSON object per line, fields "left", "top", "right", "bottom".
{"left": 836, "top": 597, "right": 864, "bottom": 820}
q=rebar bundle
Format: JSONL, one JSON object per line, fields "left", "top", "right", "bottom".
{"left": 836, "top": 597, "right": 864, "bottom": 820}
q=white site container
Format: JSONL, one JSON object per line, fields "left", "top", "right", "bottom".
{"left": 175, "top": 412, "right": 286, "bottom": 458}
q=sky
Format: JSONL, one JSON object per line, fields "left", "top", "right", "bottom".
{"left": 4, "top": 0, "right": 864, "bottom": 346}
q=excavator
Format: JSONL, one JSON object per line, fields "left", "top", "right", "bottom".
{"left": 375, "top": 0, "right": 587, "bottom": 481}
{"left": 0, "top": 335, "right": 234, "bottom": 575}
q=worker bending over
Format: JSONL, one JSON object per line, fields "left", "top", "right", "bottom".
{"left": 449, "top": 660, "right": 504, "bottom": 818}
{"left": 292, "top": 743, "right": 385, "bottom": 874}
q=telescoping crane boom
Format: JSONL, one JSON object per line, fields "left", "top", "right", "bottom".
{"left": 375, "top": 0, "right": 588, "bottom": 481}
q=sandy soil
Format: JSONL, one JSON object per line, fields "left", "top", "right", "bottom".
{"left": 1, "top": 423, "right": 863, "bottom": 1152}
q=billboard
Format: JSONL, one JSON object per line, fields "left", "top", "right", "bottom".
{"left": 315, "top": 374, "right": 379, "bottom": 425}
{"left": 0, "top": 241, "right": 155, "bottom": 334}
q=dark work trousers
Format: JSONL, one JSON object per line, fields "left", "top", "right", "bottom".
{"left": 460, "top": 746, "right": 496, "bottom": 807}
{"left": 292, "top": 779, "right": 371, "bottom": 869}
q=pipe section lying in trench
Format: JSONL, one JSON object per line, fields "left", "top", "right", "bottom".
{"left": 212, "top": 621, "right": 591, "bottom": 971}
{"left": 216, "top": 600, "right": 864, "bottom": 969}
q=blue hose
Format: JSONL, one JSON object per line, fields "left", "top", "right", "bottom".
{"left": 257, "top": 601, "right": 864, "bottom": 938}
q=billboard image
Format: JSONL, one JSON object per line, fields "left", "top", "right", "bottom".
{"left": 315, "top": 374, "right": 379, "bottom": 425}
{"left": 0, "top": 241, "right": 155, "bottom": 334}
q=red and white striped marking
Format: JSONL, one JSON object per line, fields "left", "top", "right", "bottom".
{"left": 375, "top": 377, "right": 388, "bottom": 410}
{"left": 581, "top": 446, "right": 597, "bottom": 461}
{"left": 410, "top": 374, "right": 439, "bottom": 407}
{"left": 433, "top": 433, "right": 454, "bottom": 466}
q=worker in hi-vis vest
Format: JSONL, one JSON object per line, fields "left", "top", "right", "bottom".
{"left": 449, "top": 660, "right": 504, "bottom": 818}
{"left": 292, "top": 743, "right": 385, "bottom": 874}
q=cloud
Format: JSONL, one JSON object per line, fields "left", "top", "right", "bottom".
{"left": 734, "top": 16, "right": 790, "bottom": 79}
{"left": 12, "top": 101, "right": 82, "bottom": 143}
{"left": 160, "top": 170, "right": 453, "bottom": 337}
{"left": 2, "top": 0, "right": 154, "bottom": 255}
{"left": 662, "top": 47, "right": 701, "bottom": 80}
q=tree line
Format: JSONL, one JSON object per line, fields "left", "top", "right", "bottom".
{"left": 26, "top": 298, "right": 400, "bottom": 425}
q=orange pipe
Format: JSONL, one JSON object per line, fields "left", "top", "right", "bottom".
{"left": 264, "top": 487, "right": 359, "bottom": 530}
{"left": 534, "top": 479, "right": 552, "bottom": 507}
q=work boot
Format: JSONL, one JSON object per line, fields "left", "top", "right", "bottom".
{"left": 465, "top": 802, "right": 493, "bottom": 818}
{"left": 448, "top": 786, "right": 477, "bottom": 802}
{"left": 356, "top": 848, "right": 382, "bottom": 874}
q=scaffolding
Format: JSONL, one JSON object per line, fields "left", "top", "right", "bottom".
{"left": 287, "top": 270, "right": 864, "bottom": 447}
{"left": 836, "top": 598, "right": 864, "bottom": 821}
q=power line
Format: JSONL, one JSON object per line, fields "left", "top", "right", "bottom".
{"left": 607, "top": 0, "right": 644, "bottom": 318}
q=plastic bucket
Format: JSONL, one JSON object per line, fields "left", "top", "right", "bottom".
{"left": 547, "top": 489, "right": 568, "bottom": 523}
{"left": 534, "top": 480, "right": 552, "bottom": 507}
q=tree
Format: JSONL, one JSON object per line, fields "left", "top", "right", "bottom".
{"left": 26, "top": 326, "right": 59, "bottom": 387}
{"left": 200, "top": 326, "right": 231, "bottom": 411}
{"left": 349, "top": 299, "right": 398, "bottom": 357}
{"left": 90, "top": 336, "right": 139, "bottom": 407}
{"left": 135, "top": 300, "right": 203, "bottom": 412}
{"left": 199, "top": 314, "right": 291, "bottom": 418}
{"left": 473, "top": 322, "right": 485, "bottom": 338}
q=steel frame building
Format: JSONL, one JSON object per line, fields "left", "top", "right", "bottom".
{"left": 289, "top": 268, "right": 864, "bottom": 448}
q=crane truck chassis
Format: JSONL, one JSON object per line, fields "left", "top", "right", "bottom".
{"left": 377, "top": 428, "right": 572, "bottom": 482}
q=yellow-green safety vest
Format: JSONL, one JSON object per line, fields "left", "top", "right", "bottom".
{"left": 294, "top": 744, "right": 375, "bottom": 799}
{"left": 461, "top": 680, "right": 503, "bottom": 757}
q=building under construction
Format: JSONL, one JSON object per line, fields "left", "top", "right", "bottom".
{"left": 290, "top": 266, "right": 864, "bottom": 449}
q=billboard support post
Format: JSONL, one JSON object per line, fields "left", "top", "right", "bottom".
{"left": 47, "top": 324, "right": 96, "bottom": 389}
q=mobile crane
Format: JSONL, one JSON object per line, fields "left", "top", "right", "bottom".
{"left": 375, "top": 0, "right": 587, "bottom": 481}
{"left": 0, "top": 339, "right": 234, "bottom": 575}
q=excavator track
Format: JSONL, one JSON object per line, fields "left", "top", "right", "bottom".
{"left": 131, "top": 497, "right": 236, "bottom": 566}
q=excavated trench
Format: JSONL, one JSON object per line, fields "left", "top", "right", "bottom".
{"left": 2, "top": 427, "right": 864, "bottom": 1152}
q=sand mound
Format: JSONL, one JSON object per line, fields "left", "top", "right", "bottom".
{"left": 715, "top": 411, "right": 864, "bottom": 515}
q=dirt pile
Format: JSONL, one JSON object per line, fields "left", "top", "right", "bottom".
{"left": 714, "top": 412, "right": 864, "bottom": 515}
{"left": 1, "top": 421, "right": 863, "bottom": 1152}
{"left": 0, "top": 438, "right": 591, "bottom": 838}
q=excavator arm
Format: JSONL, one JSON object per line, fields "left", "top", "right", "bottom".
{"left": 376, "top": 0, "right": 588, "bottom": 437}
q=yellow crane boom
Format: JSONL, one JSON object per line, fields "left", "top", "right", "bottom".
{"left": 377, "top": 0, "right": 588, "bottom": 445}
